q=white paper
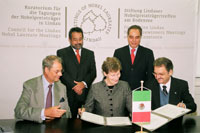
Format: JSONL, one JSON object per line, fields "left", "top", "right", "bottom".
{"left": 134, "top": 104, "right": 191, "bottom": 131}
{"left": 153, "top": 104, "right": 191, "bottom": 119}
{"left": 81, "top": 112, "right": 105, "bottom": 125}
{"left": 81, "top": 112, "right": 132, "bottom": 126}
{"left": 106, "top": 117, "right": 132, "bottom": 126}
{"left": 138, "top": 113, "right": 169, "bottom": 131}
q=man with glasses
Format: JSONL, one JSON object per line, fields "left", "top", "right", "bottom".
{"left": 145, "top": 57, "right": 196, "bottom": 126}
{"left": 15, "top": 55, "right": 71, "bottom": 123}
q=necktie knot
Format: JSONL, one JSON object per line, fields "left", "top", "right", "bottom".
{"left": 48, "top": 84, "right": 52, "bottom": 89}
{"left": 131, "top": 48, "right": 135, "bottom": 53}
{"left": 162, "top": 85, "right": 168, "bottom": 96}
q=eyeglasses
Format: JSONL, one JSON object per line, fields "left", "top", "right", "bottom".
{"left": 51, "top": 69, "right": 64, "bottom": 74}
{"left": 152, "top": 72, "right": 165, "bottom": 77}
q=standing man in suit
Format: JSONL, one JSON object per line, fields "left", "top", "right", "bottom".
{"left": 15, "top": 55, "right": 71, "bottom": 123}
{"left": 114, "top": 25, "right": 154, "bottom": 90}
{"left": 57, "top": 27, "right": 96, "bottom": 118}
{"left": 145, "top": 57, "right": 196, "bottom": 112}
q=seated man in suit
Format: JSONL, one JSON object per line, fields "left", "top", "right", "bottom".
{"left": 145, "top": 57, "right": 196, "bottom": 126}
{"left": 15, "top": 55, "right": 71, "bottom": 123}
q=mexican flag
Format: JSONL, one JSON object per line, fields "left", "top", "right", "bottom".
{"left": 132, "top": 90, "right": 151, "bottom": 123}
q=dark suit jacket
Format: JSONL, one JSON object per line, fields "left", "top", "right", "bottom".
{"left": 145, "top": 77, "right": 197, "bottom": 112}
{"left": 114, "top": 45, "right": 154, "bottom": 90}
{"left": 145, "top": 77, "right": 196, "bottom": 127}
{"left": 14, "top": 75, "right": 71, "bottom": 123}
{"left": 57, "top": 46, "right": 96, "bottom": 106}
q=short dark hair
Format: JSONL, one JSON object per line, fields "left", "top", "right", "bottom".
{"left": 127, "top": 25, "right": 142, "bottom": 36}
{"left": 102, "top": 57, "right": 122, "bottom": 74}
{"left": 154, "top": 57, "right": 173, "bottom": 72}
{"left": 42, "top": 55, "right": 62, "bottom": 72}
{"left": 69, "top": 27, "right": 84, "bottom": 39}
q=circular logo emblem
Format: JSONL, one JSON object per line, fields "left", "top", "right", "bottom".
{"left": 139, "top": 103, "right": 145, "bottom": 110}
{"left": 73, "top": 3, "right": 112, "bottom": 42}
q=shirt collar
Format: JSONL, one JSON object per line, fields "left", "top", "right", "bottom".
{"left": 71, "top": 46, "right": 82, "bottom": 55}
{"left": 160, "top": 77, "right": 171, "bottom": 93}
{"left": 129, "top": 45, "right": 138, "bottom": 54}
{"left": 42, "top": 75, "right": 54, "bottom": 90}
{"left": 101, "top": 79, "right": 119, "bottom": 88}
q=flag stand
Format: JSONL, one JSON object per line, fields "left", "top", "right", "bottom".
{"left": 134, "top": 81, "right": 149, "bottom": 133}
{"left": 135, "top": 124, "right": 148, "bottom": 133}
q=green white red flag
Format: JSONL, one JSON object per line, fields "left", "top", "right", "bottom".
{"left": 132, "top": 89, "right": 151, "bottom": 123}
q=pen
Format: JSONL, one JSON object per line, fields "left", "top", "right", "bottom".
{"left": 182, "top": 101, "right": 186, "bottom": 108}
{"left": 77, "top": 105, "right": 85, "bottom": 118}
{"left": 81, "top": 105, "right": 84, "bottom": 111}
{"left": 179, "top": 101, "right": 185, "bottom": 108}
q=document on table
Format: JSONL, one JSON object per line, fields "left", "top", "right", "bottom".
{"left": 106, "top": 117, "right": 132, "bottom": 126}
{"left": 137, "top": 113, "right": 169, "bottom": 131}
{"left": 134, "top": 104, "right": 191, "bottom": 131}
{"left": 152, "top": 104, "right": 191, "bottom": 119}
{"left": 81, "top": 112, "right": 105, "bottom": 125}
{"left": 81, "top": 112, "right": 132, "bottom": 126}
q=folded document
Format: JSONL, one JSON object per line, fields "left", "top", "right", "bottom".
{"left": 81, "top": 112, "right": 132, "bottom": 126}
{"left": 134, "top": 104, "right": 191, "bottom": 131}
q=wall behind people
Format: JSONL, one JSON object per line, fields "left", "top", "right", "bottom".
{"left": 196, "top": 1, "right": 200, "bottom": 78}
{"left": 0, "top": 0, "right": 199, "bottom": 119}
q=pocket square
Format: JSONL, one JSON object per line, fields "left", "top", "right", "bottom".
{"left": 59, "top": 97, "right": 65, "bottom": 103}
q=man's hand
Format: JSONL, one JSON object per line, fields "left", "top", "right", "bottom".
{"left": 72, "top": 81, "right": 85, "bottom": 95}
{"left": 78, "top": 107, "right": 85, "bottom": 116}
{"left": 177, "top": 102, "right": 186, "bottom": 108}
{"left": 44, "top": 105, "right": 66, "bottom": 119}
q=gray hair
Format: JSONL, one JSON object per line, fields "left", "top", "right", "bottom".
{"left": 42, "top": 55, "right": 62, "bottom": 72}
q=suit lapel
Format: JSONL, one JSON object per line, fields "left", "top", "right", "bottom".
{"left": 54, "top": 82, "right": 60, "bottom": 106}
{"left": 154, "top": 81, "right": 161, "bottom": 108}
{"left": 169, "top": 77, "right": 177, "bottom": 104}
{"left": 80, "top": 48, "right": 86, "bottom": 65}
{"left": 133, "top": 45, "right": 142, "bottom": 66}
{"left": 68, "top": 46, "right": 80, "bottom": 65}
{"left": 36, "top": 76, "right": 45, "bottom": 107}
{"left": 124, "top": 46, "right": 132, "bottom": 66}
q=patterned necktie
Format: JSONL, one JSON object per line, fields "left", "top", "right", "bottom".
{"left": 45, "top": 84, "right": 52, "bottom": 108}
{"left": 131, "top": 48, "right": 135, "bottom": 64}
{"left": 162, "top": 85, "right": 168, "bottom": 96}
{"left": 76, "top": 49, "right": 80, "bottom": 63}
